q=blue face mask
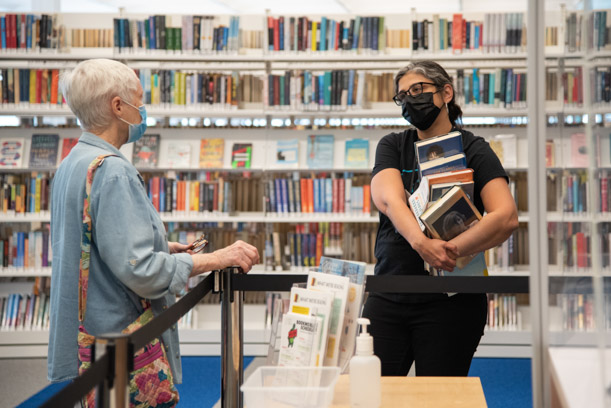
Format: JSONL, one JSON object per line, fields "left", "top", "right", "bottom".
{"left": 119, "top": 100, "right": 147, "bottom": 143}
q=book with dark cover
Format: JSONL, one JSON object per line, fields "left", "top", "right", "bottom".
{"left": 414, "top": 130, "right": 463, "bottom": 166}
{"left": 132, "top": 134, "right": 160, "bottom": 168}
{"left": 29, "top": 134, "right": 59, "bottom": 168}
{"left": 419, "top": 153, "right": 467, "bottom": 177}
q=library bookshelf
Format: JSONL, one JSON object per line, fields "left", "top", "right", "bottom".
{"left": 0, "top": 8, "right": 610, "bottom": 361}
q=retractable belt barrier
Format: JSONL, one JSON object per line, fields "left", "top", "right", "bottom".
{"left": 48, "top": 268, "right": 596, "bottom": 408}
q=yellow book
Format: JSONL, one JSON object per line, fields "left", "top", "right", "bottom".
{"left": 35, "top": 174, "right": 42, "bottom": 213}
{"left": 311, "top": 22, "right": 317, "bottom": 51}
{"left": 29, "top": 70, "right": 36, "bottom": 104}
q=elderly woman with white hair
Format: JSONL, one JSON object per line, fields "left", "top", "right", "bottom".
{"left": 47, "top": 59, "right": 259, "bottom": 390}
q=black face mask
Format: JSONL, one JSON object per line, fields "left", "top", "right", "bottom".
{"left": 401, "top": 92, "right": 441, "bottom": 131}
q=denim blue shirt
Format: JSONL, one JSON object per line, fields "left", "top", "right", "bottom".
{"left": 48, "top": 132, "right": 193, "bottom": 383}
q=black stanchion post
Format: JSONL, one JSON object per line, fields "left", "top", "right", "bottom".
{"left": 97, "top": 333, "right": 131, "bottom": 408}
{"left": 220, "top": 267, "right": 244, "bottom": 408}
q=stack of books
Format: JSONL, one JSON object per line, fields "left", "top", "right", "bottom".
{"left": 407, "top": 131, "right": 487, "bottom": 276}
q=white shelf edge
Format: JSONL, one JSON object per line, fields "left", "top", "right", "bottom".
{"left": 0, "top": 267, "right": 52, "bottom": 277}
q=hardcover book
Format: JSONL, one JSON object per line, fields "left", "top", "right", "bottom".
{"left": 430, "top": 180, "right": 475, "bottom": 203}
{"left": 60, "top": 138, "right": 79, "bottom": 161}
{"left": 306, "top": 134, "right": 334, "bottom": 169}
{"left": 29, "top": 134, "right": 59, "bottom": 168}
{"left": 132, "top": 134, "right": 160, "bottom": 168}
{"left": 0, "top": 138, "right": 24, "bottom": 168}
{"left": 419, "top": 153, "right": 467, "bottom": 177}
{"left": 276, "top": 139, "right": 299, "bottom": 167}
{"left": 420, "top": 185, "right": 482, "bottom": 242}
{"left": 166, "top": 142, "right": 192, "bottom": 168}
{"left": 344, "top": 139, "right": 369, "bottom": 168}
{"left": 414, "top": 130, "right": 462, "bottom": 166}
{"left": 199, "top": 138, "right": 224, "bottom": 168}
{"left": 231, "top": 143, "right": 252, "bottom": 168}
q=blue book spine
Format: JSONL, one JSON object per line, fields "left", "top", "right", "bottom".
{"left": 281, "top": 178, "right": 289, "bottom": 213}
{"left": 18, "top": 232, "right": 24, "bottom": 267}
{"left": 118, "top": 18, "right": 125, "bottom": 48}
{"left": 325, "top": 178, "right": 332, "bottom": 213}
{"left": 30, "top": 177, "right": 36, "bottom": 213}
{"left": 352, "top": 17, "right": 361, "bottom": 49}
{"left": 301, "top": 234, "right": 309, "bottom": 267}
{"left": 330, "top": 20, "right": 336, "bottom": 50}
{"left": 1, "top": 17, "right": 6, "bottom": 50}
{"left": 319, "top": 178, "right": 325, "bottom": 211}
{"left": 312, "top": 179, "right": 319, "bottom": 212}
{"left": 222, "top": 27, "right": 229, "bottom": 51}
{"left": 268, "top": 180, "right": 276, "bottom": 214}
{"left": 474, "top": 25, "right": 480, "bottom": 49}
{"left": 505, "top": 69, "right": 513, "bottom": 107}
{"left": 275, "top": 178, "right": 282, "bottom": 213}
{"left": 324, "top": 71, "right": 331, "bottom": 107}
{"left": 320, "top": 17, "right": 327, "bottom": 51}
{"left": 343, "top": 27, "right": 349, "bottom": 49}
{"left": 279, "top": 18, "right": 284, "bottom": 51}
{"left": 489, "top": 73, "right": 495, "bottom": 105}
{"left": 574, "top": 175, "right": 579, "bottom": 213}
{"left": 347, "top": 70, "right": 355, "bottom": 107}
{"left": 149, "top": 16, "right": 156, "bottom": 50}
{"left": 318, "top": 75, "right": 325, "bottom": 106}
{"left": 159, "top": 178, "right": 165, "bottom": 213}
{"left": 6, "top": 294, "right": 15, "bottom": 329}
{"left": 26, "top": 15, "right": 32, "bottom": 49}
{"left": 473, "top": 69, "right": 480, "bottom": 104}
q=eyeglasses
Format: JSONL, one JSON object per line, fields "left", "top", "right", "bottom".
{"left": 187, "top": 233, "right": 209, "bottom": 253}
{"left": 392, "top": 82, "right": 438, "bottom": 106}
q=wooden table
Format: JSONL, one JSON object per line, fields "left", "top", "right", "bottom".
{"left": 331, "top": 375, "right": 488, "bottom": 407}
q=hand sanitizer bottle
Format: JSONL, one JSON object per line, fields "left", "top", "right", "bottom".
{"left": 349, "top": 318, "right": 381, "bottom": 408}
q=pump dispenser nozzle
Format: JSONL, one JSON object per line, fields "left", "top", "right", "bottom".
{"left": 356, "top": 318, "right": 373, "bottom": 356}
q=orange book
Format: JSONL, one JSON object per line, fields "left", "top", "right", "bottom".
{"left": 452, "top": 14, "right": 463, "bottom": 53}
{"left": 151, "top": 177, "right": 160, "bottom": 211}
{"left": 363, "top": 184, "right": 371, "bottom": 214}
{"left": 315, "top": 233, "right": 323, "bottom": 266}
{"left": 300, "top": 178, "right": 308, "bottom": 213}
{"left": 226, "top": 75, "right": 232, "bottom": 106}
{"left": 50, "top": 70, "right": 59, "bottom": 105}
{"left": 29, "top": 70, "right": 36, "bottom": 104}
{"left": 177, "top": 181, "right": 184, "bottom": 212}
{"left": 426, "top": 168, "right": 474, "bottom": 187}
{"left": 191, "top": 181, "right": 199, "bottom": 212}
{"left": 307, "top": 179, "right": 314, "bottom": 213}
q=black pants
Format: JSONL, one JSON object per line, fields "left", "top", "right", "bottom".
{"left": 362, "top": 293, "right": 487, "bottom": 376}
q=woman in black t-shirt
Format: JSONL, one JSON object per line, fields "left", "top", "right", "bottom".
{"left": 362, "top": 61, "right": 519, "bottom": 376}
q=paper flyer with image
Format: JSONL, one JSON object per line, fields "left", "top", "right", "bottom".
{"left": 306, "top": 271, "right": 349, "bottom": 367}
{"left": 289, "top": 287, "right": 334, "bottom": 367}
{"left": 277, "top": 312, "right": 319, "bottom": 368}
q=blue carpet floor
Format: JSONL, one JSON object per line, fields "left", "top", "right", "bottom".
{"left": 20, "top": 356, "right": 530, "bottom": 407}
{"left": 469, "top": 358, "right": 533, "bottom": 408}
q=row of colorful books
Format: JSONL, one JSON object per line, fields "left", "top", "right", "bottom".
{"left": 264, "top": 177, "right": 372, "bottom": 215}
{"left": 0, "top": 174, "right": 51, "bottom": 215}
{"left": 546, "top": 170, "right": 588, "bottom": 213}
{"left": 266, "top": 16, "right": 385, "bottom": 53}
{"left": 455, "top": 68, "right": 527, "bottom": 109}
{"left": 112, "top": 16, "right": 241, "bottom": 53}
{"left": 557, "top": 294, "right": 596, "bottom": 332}
{"left": 265, "top": 70, "right": 366, "bottom": 110}
{"left": 0, "top": 68, "right": 64, "bottom": 106}
{"left": 411, "top": 13, "right": 525, "bottom": 54}
{"left": 135, "top": 69, "right": 243, "bottom": 107}
{"left": 545, "top": 67, "right": 584, "bottom": 105}
{"left": 0, "top": 230, "right": 51, "bottom": 269}
{"left": 0, "top": 13, "right": 62, "bottom": 51}
{"left": 548, "top": 222, "right": 590, "bottom": 271}
{"left": 592, "top": 67, "right": 611, "bottom": 104}
{"left": 486, "top": 294, "right": 521, "bottom": 331}
{"left": 486, "top": 226, "right": 529, "bottom": 272}
{"left": 591, "top": 10, "right": 611, "bottom": 51}
{"left": 0, "top": 292, "right": 50, "bottom": 331}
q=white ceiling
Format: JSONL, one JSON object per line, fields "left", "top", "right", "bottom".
{"left": 0, "top": 0, "right": 600, "bottom": 14}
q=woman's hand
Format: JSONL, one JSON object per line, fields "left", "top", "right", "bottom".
{"left": 168, "top": 241, "right": 191, "bottom": 254}
{"left": 412, "top": 236, "right": 459, "bottom": 272}
{"left": 211, "top": 240, "right": 260, "bottom": 273}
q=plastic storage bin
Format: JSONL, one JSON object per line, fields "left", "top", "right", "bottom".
{"left": 241, "top": 366, "right": 341, "bottom": 408}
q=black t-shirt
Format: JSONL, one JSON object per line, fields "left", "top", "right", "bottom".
{"left": 371, "top": 127, "right": 508, "bottom": 303}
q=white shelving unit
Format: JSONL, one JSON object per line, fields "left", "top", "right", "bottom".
{"left": 1, "top": 9, "right": 608, "bottom": 364}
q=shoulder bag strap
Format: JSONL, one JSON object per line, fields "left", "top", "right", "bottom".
{"left": 78, "top": 154, "right": 118, "bottom": 323}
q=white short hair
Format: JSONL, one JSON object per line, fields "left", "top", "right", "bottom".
{"left": 60, "top": 59, "right": 140, "bottom": 133}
